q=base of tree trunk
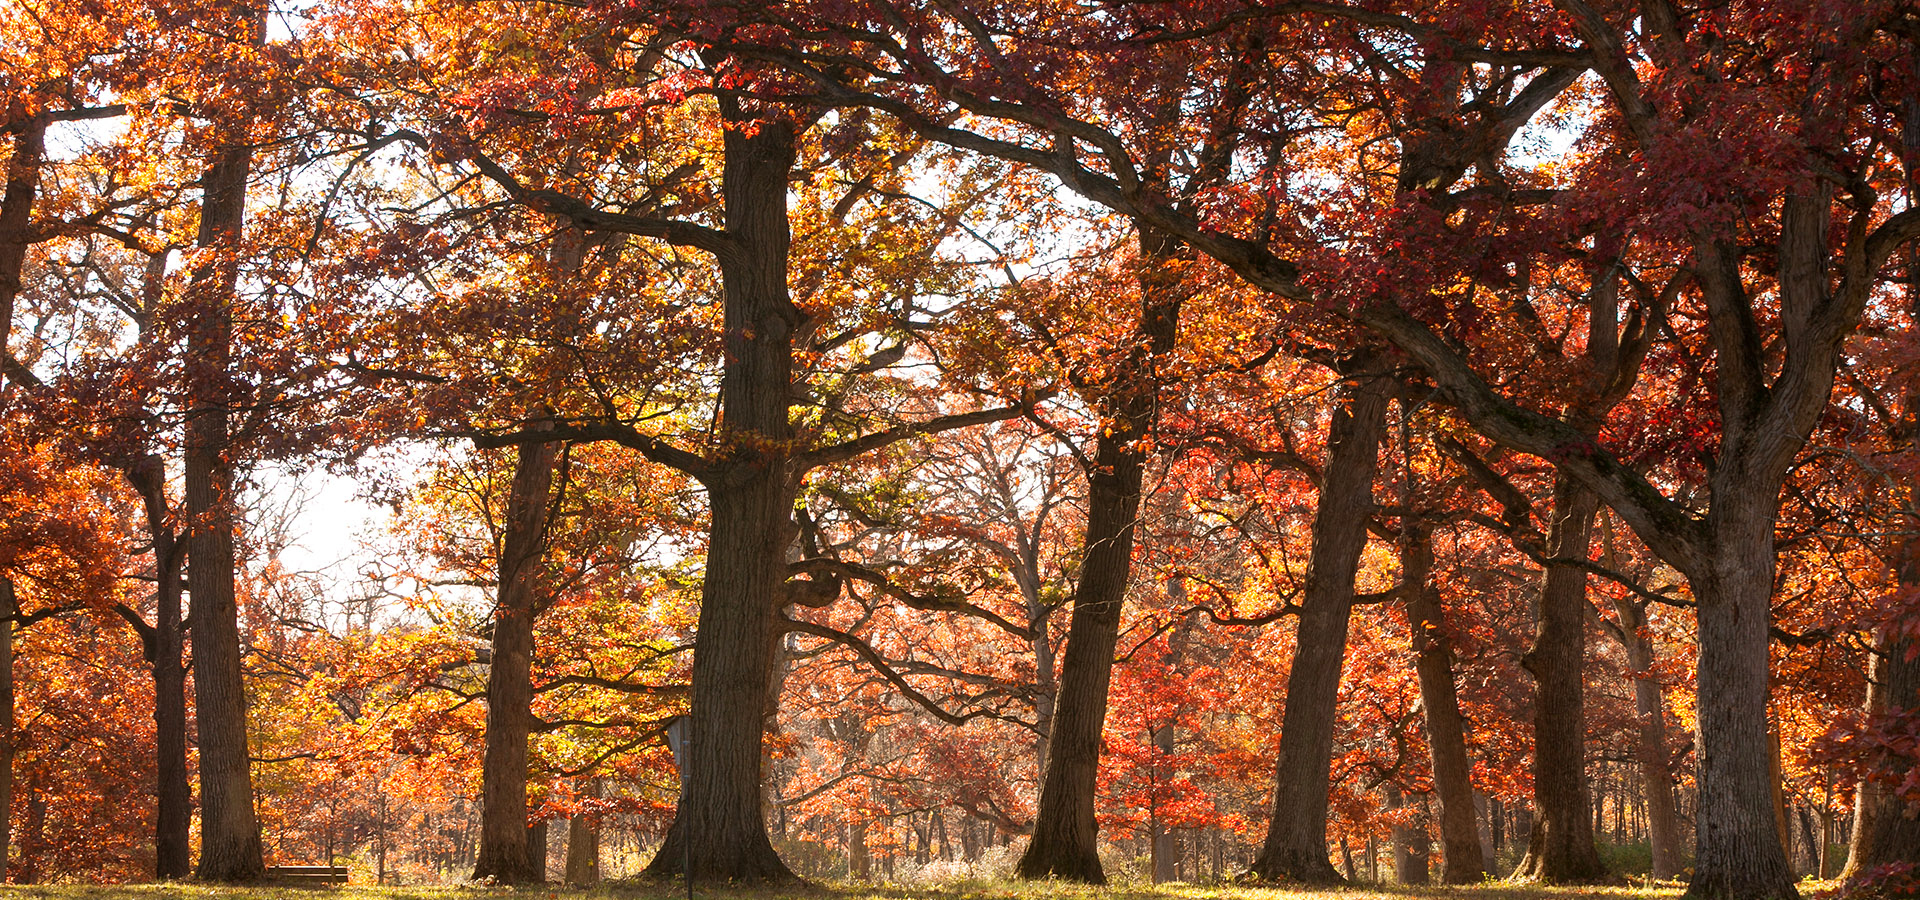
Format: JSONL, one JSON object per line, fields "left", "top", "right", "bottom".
{"left": 1244, "top": 846, "right": 1345, "bottom": 885}
{"left": 471, "top": 848, "right": 543, "bottom": 885}
{"left": 1512, "top": 818, "right": 1613, "bottom": 884}
{"left": 1683, "top": 867, "right": 1799, "bottom": 900}
{"left": 194, "top": 838, "right": 265, "bottom": 884}
{"left": 1013, "top": 844, "right": 1105, "bottom": 878}
{"left": 642, "top": 820, "right": 799, "bottom": 884}
{"left": 1016, "top": 830, "right": 1105, "bottom": 883}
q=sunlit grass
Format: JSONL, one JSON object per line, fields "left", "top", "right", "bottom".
{"left": 0, "top": 876, "right": 1713, "bottom": 900}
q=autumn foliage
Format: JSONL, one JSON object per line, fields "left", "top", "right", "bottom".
{"left": 0, "top": 0, "right": 1918, "bottom": 896}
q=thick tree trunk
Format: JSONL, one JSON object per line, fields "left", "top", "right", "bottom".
{"left": 1842, "top": 621, "right": 1920, "bottom": 880}
{"left": 1403, "top": 523, "right": 1487, "bottom": 884}
{"left": 1248, "top": 363, "right": 1393, "bottom": 883}
{"left": 642, "top": 108, "right": 801, "bottom": 883}
{"left": 1515, "top": 479, "right": 1609, "bottom": 883}
{"left": 1016, "top": 226, "right": 1185, "bottom": 883}
{"left": 186, "top": 116, "right": 264, "bottom": 886}
{"left": 1613, "top": 594, "right": 1683, "bottom": 880}
{"left": 1683, "top": 499, "right": 1796, "bottom": 900}
{"left": 472, "top": 434, "right": 559, "bottom": 884}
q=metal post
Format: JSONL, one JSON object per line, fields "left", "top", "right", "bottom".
{"left": 685, "top": 720, "right": 691, "bottom": 900}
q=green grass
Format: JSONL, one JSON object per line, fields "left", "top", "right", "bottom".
{"left": 0, "top": 880, "right": 1699, "bottom": 900}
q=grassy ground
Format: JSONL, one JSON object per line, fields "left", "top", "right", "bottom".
{"left": 0, "top": 879, "right": 1718, "bottom": 900}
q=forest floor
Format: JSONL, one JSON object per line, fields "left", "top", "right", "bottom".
{"left": 0, "top": 879, "right": 1782, "bottom": 900}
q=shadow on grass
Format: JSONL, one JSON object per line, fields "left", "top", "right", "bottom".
{"left": 0, "top": 876, "right": 1691, "bottom": 900}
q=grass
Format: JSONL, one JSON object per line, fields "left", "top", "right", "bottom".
{"left": 0, "top": 879, "right": 1705, "bottom": 900}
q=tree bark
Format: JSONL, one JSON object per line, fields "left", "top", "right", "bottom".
{"left": 1248, "top": 361, "right": 1393, "bottom": 883}
{"left": 1842, "top": 613, "right": 1920, "bottom": 880}
{"left": 1515, "top": 479, "right": 1609, "bottom": 883}
{"left": 1403, "top": 522, "right": 1487, "bottom": 884}
{"left": 564, "top": 783, "right": 601, "bottom": 885}
{"left": 1845, "top": 90, "right": 1920, "bottom": 881}
{"left": 1016, "top": 226, "right": 1186, "bottom": 883}
{"left": 185, "top": 106, "right": 264, "bottom": 886}
{"left": 1684, "top": 493, "right": 1797, "bottom": 900}
{"left": 0, "top": 579, "right": 12, "bottom": 882}
{"left": 127, "top": 459, "right": 192, "bottom": 879}
{"left": 0, "top": 115, "right": 45, "bottom": 886}
{"left": 471, "top": 432, "right": 559, "bottom": 884}
{"left": 1386, "top": 785, "right": 1431, "bottom": 885}
{"left": 1612, "top": 594, "right": 1683, "bottom": 880}
{"left": 850, "top": 818, "right": 870, "bottom": 880}
{"left": 641, "top": 105, "right": 802, "bottom": 883}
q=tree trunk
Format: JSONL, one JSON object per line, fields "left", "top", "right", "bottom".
{"left": 641, "top": 106, "right": 801, "bottom": 883}
{"left": 0, "top": 579, "right": 12, "bottom": 882}
{"left": 1152, "top": 724, "right": 1177, "bottom": 883}
{"left": 1403, "top": 522, "right": 1487, "bottom": 884}
{"left": 1515, "top": 479, "right": 1609, "bottom": 883}
{"left": 850, "top": 819, "right": 870, "bottom": 880}
{"left": 1386, "top": 786, "right": 1431, "bottom": 885}
{"left": 1016, "top": 226, "right": 1185, "bottom": 883}
{"left": 1845, "top": 83, "right": 1920, "bottom": 884}
{"left": 564, "top": 789, "right": 601, "bottom": 884}
{"left": 1683, "top": 498, "right": 1796, "bottom": 900}
{"left": 1842, "top": 622, "right": 1920, "bottom": 880}
{"left": 1247, "top": 361, "right": 1393, "bottom": 883}
{"left": 186, "top": 108, "right": 264, "bottom": 887}
{"left": 1613, "top": 594, "right": 1683, "bottom": 880}
{"left": 1030, "top": 603, "right": 1056, "bottom": 785}
{"left": 471, "top": 433, "right": 559, "bottom": 884}
{"left": 526, "top": 820, "right": 548, "bottom": 881}
{"left": 127, "top": 458, "right": 192, "bottom": 880}
{"left": 13, "top": 788, "right": 42, "bottom": 884}
{"left": 0, "top": 116, "right": 46, "bottom": 885}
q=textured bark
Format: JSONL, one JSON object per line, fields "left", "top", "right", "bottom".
{"left": 1613, "top": 594, "right": 1682, "bottom": 880}
{"left": 128, "top": 459, "right": 192, "bottom": 879}
{"left": 641, "top": 107, "right": 801, "bottom": 883}
{"left": 1842, "top": 622, "right": 1920, "bottom": 880}
{"left": 1685, "top": 496, "right": 1796, "bottom": 900}
{"left": 1030, "top": 599, "right": 1057, "bottom": 781}
{"left": 1403, "top": 524, "right": 1487, "bottom": 884}
{"left": 1016, "top": 226, "right": 1185, "bottom": 883}
{"left": 471, "top": 434, "right": 559, "bottom": 884}
{"left": 186, "top": 111, "right": 264, "bottom": 886}
{"left": 1515, "top": 480, "right": 1609, "bottom": 883}
{"left": 1248, "top": 363, "right": 1393, "bottom": 883}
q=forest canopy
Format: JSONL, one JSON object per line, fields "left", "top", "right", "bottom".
{"left": 1, "top": 1, "right": 1918, "bottom": 899}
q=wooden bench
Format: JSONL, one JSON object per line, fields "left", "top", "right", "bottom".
{"left": 265, "top": 865, "right": 350, "bottom": 885}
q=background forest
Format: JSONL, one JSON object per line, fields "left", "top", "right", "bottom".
{"left": 1, "top": 0, "right": 1917, "bottom": 898}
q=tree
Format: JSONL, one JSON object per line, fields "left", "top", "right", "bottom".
{"left": 1248, "top": 358, "right": 1393, "bottom": 883}
{"left": 739, "top": 5, "right": 1917, "bottom": 896}
{"left": 471, "top": 428, "right": 560, "bottom": 883}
